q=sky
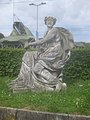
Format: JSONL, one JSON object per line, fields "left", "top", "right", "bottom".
{"left": 0, "top": 0, "right": 90, "bottom": 42}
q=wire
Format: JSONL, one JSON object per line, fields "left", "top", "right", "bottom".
{"left": 0, "top": 2, "right": 10, "bottom": 4}
{"left": 0, "top": 0, "right": 55, "bottom": 5}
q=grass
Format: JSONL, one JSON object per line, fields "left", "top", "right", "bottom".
{"left": 0, "top": 76, "right": 90, "bottom": 116}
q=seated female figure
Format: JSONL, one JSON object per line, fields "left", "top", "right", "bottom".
{"left": 9, "top": 16, "right": 74, "bottom": 92}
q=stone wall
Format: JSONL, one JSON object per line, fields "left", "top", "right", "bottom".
{"left": 0, "top": 107, "right": 90, "bottom": 120}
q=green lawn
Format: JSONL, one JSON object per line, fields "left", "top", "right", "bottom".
{"left": 0, "top": 76, "right": 90, "bottom": 115}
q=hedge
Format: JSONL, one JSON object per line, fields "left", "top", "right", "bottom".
{"left": 63, "top": 48, "right": 90, "bottom": 83}
{"left": 0, "top": 48, "right": 90, "bottom": 82}
{"left": 0, "top": 48, "right": 25, "bottom": 77}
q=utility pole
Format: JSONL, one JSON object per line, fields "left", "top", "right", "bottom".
{"left": 29, "top": 2, "right": 46, "bottom": 40}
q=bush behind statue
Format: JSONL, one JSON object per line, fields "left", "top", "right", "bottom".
{"left": 0, "top": 48, "right": 25, "bottom": 77}
{"left": 0, "top": 48, "right": 90, "bottom": 81}
{"left": 63, "top": 48, "right": 90, "bottom": 83}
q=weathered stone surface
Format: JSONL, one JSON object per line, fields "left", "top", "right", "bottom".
{"left": 9, "top": 16, "right": 74, "bottom": 92}
{"left": 0, "top": 107, "right": 7, "bottom": 120}
{"left": 0, "top": 107, "right": 90, "bottom": 120}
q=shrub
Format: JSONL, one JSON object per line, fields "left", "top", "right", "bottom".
{"left": 0, "top": 48, "right": 90, "bottom": 81}
{"left": 0, "top": 48, "right": 25, "bottom": 77}
{"left": 63, "top": 48, "right": 90, "bottom": 83}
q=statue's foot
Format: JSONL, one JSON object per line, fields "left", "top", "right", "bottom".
{"left": 61, "top": 83, "right": 67, "bottom": 90}
{"left": 55, "top": 82, "right": 67, "bottom": 91}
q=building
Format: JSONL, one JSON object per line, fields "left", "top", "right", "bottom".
{"left": 0, "top": 21, "right": 35, "bottom": 48}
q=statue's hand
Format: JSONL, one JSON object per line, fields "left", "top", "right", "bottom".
{"left": 24, "top": 42, "right": 29, "bottom": 49}
{"left": 24, "top": 42, "right": 35, "bottom": 49}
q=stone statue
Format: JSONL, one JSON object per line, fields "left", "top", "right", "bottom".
{"left": 9, "top": 16, "right": 74, "bottom": 92}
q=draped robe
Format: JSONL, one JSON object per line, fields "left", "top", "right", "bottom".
{"left": 10, "top": 27, "right": 74, "bottom": 92}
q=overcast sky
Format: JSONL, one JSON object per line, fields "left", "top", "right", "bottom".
{"left": 0, "top": 0, "right": 90, "bottom": 42}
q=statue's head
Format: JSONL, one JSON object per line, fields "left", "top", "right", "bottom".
{"left": 44, "top": 16, "right": 57, "bottom": 27}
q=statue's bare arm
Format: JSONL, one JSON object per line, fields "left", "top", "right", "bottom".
{"left": 25, "top": 28, "right": 56, "bottom": 48}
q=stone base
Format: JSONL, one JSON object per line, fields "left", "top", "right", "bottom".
{"left": 0, "top": 107, "right": 90, "bottom": 120}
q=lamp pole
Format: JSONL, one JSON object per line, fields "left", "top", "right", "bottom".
{"left": 29, "top": 2, "right": 46, "bottom": 40}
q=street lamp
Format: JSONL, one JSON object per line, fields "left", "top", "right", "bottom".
{"left": 29, "top": 2, "right": 46, "bottom": 40}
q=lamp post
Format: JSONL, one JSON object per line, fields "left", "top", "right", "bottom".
{"left": 29, "top": 2, "right": 46, "bottom": 40}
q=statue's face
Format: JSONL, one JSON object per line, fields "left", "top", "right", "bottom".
{"left": 46, "top": 19, "right": 54, "bottom": 28}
